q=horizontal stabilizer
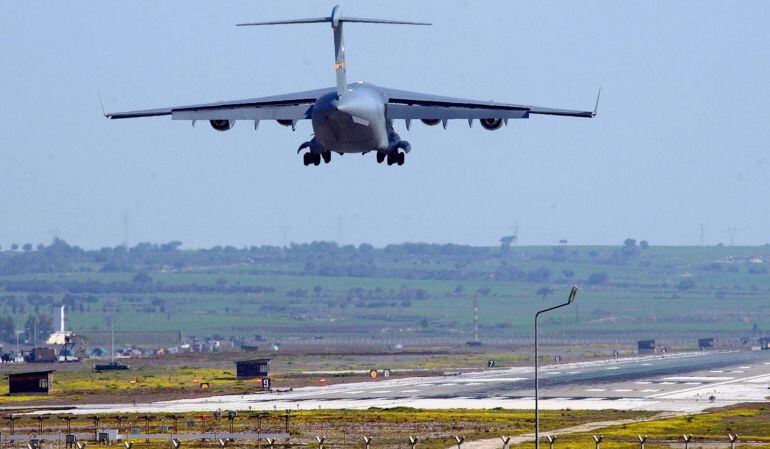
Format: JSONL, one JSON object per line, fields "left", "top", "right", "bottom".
{"left": 237, "top": 17, "right": 331, "bottom": 26}
{"left": 339, "top": 17, "right": 431, "bottom": 26}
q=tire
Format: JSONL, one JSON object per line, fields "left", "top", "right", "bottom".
{"left": 322, "top": 152, "right": 331, "bottom": 164}
{"left": 313, "top": 153, "right": 321, "bottom": 166}
{"left": 387, "top": 153, "right": 395, "bottom": 165}
{"left": 303, "top": 153, "right": 311, "bottom": 166}
{"left": 397, "top": 152, "right": 405, "bottom": 166}
{"left": 377, "top": 152, "right": 386, "bottom": 164}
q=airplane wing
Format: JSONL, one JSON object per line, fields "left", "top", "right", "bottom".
{"left": 378, "top": 85, "right": 598, "bottom": 121}
{"left": 105, "top": 87, "right": 336, "bottom": 122}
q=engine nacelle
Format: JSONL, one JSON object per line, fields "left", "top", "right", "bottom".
{"left": 421, "top": 119, "right": 440, "bottom": 126}
{"left": 210, "top": 120, "right": 235, "bottom": 131}
{"left": 480, "top": 118, "right": 503, "bottom": 130}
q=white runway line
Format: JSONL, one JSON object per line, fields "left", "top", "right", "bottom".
{"left": 586, "top": 388, "right": 606, "bottom": 392}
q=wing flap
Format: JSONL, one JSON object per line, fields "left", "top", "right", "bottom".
{"left": 387, "top": 104, "right": 529, "bottom": 120}
{"left": 172, "top": 104, "right": 312, "bottom": 121}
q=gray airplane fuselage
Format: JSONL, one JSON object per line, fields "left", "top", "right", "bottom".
{"left": 311, "top": 83, "right": 392, "bottom": 154}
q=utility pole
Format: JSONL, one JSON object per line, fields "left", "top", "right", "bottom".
{"left": 472, "top": 295, "right": 479, "bottom": 343}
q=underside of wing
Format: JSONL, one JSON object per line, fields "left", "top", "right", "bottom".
{"left": 105, "top": 87, "right": 336, "bottom": 121}
{"left": 376, "top": 85, "right": 594, "bottom": 120}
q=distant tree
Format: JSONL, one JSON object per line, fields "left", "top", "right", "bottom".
{"left": 562, "top": 269, "right": 575, "bottom": 279}
{"left": 313, "top": 285, "right": 323, "bottom": 297}
{"left": 623, "top": 238, "right": 637, "bottom": 247}
{"left": 587, "top": 272, "right": 609, "bottom": 285}
{"left": 677, "top": 278, "right": 697, "bottom": 291}
{"left": 536, "top": 286, "right": 554, "bottom": 300}
{"left": 527, "top": 267, "right": 551, "bottom": 283}
{"left": 639, "top": 240, "right": 650, "bottom": 249}
{"left": 10, "top": 243, "right": 18, "bottom": 251}
{"left": 453, "top": 284, "right": 465, "bottom": 295}
{"left": 477, "top": 287, "right": 492, "bottom": 297}
{"left": 22, "top": 243, "right": 32, "bottom": 252}
{"left": 132, "top": 271, "right": 152, "bottom": 284}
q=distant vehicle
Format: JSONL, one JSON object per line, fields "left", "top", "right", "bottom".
{"left": 93, "top": 361, "right": 130, "bottom": 372}
{"left": 105, "top": 5, "right": 598, "bottom": 166}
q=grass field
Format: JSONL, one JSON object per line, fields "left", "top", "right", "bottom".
{"left": 1, "top": 244, "right": 770, "bottom": 349}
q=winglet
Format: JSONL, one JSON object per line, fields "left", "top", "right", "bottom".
{"left": 98, "top": 92, "right": 108, "bottom": 118}
{"left": 592, "top": 87, "right": 601, "bottom": 117}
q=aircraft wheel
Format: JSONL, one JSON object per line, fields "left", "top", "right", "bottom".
{"left": 377, "top": 152, "right": 386, "bottom": 164}
{"left": 397, "top": 151, "right": 405, "bottom": 166}
{"left": 303, "top": 152, "right": 311, "bottom": 166}
{"left": 322, "top": 151, "right": 332, "bottom": 164}
{"left": 313, "top": 153, "right": 321, "bottom": 166}
{"left": 386, "top": 153, "right": 395, "bottom": 165}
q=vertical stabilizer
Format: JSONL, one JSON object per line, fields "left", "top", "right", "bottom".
{"left": 236, "top": 5, "right": 429, "bottom": 99}
{"left": 331, "top": 6, "right": 347, "bottom": 97}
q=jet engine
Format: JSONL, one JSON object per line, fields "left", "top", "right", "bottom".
{"left": 210, "top": 120, "right": 235, "bottom": 131}
{"left": 421, "top": 119, "right": 440, "bottom": 126}
{"left": 277, "top": 119, "right": 294, "bottom": 127}
{"left": 480, "top": 118, "right": 503, "bottom": 130}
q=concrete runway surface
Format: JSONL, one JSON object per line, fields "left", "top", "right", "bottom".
{"left": 32, "top": 350, "right": 770, "bottom": 414}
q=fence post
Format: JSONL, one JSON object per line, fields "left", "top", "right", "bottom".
{"left": 593, "top": 435, "right": 604, "bottom": 449}
{"left": 546, "top": 435, "right": 557, "bottom": 449}
{"left": 500, "top": 436, "right": 511, "bottom": 449}
{"left": 728, "top": 434, "right": 738, "bottom": 449}
{"left": 455, "top": 436, "right": 465, "bottom": 449}
{"left": 409, "top": 436, "right": 419, "bottom": 449}
{"left": 638, "top": 435, "right": 647, "bottom": 449}
{"left": 363, "top": 436, "right": 373, "bottom": 449}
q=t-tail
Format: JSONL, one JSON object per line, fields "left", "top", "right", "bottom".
{"left": 237, "top": 5, "right": 430, "bottom": 97}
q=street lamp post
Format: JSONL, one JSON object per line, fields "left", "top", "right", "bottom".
{"left": 535, "top": 286, "right": 578, "bottom": 449}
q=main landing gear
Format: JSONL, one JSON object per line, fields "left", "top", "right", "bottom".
{"left": 302, "top": 151, "right": 332, "bottom": 166}
{"left": 377, "top": 150, "right": 406, "bottom": 166}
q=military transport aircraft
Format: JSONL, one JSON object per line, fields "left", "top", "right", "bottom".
{"left": 105, "top": 5, "right": 599, "bottom": 166}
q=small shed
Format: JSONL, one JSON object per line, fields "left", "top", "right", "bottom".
{"left": 236, "top": 359, "right": 270, "bottom": 380}
{"left": 8, "top": 370, "right": 54, "bottom": 395}
{"left": 638, "top": 339, "right": 656, "bottom": 354}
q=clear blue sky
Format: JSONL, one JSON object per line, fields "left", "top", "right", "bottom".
{"left": 2, "top": 1, "right": 769, "bottom": 249}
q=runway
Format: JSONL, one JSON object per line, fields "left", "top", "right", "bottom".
{"left": 32, "top": 350, "right": 770, "bottom": 414}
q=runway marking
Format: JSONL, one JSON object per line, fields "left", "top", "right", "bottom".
{"left": 613, "top": 389, "right": 633, "bottom": 392}
{"left": 710, "top": 370, "right": 724, "bottom": 373}
{"left": 683, "top": 382, "right": 702, "bottom": 385}
{"left": 342, "top": 391, "right": 364, "bottom": 395}
{"left": 463, "top": 383, "right": 482, "bottom": 386}
{"left": 641, "top": 363, "right": 652, "bottom": 366}
{"left": 731, "top": 370, "right": 745, "bottom": 374}
{"left": 635, "top": 381, "right": 652, "bottom": 385}
{"left": 659, "top": 382, "right": 675, "bottom": 385}
{"left": 401, "top": 389, "right": 420, "bottom": 393}
{"left": 662, "top": 376, "right": 733, "bottom": 382}
{"left": 370, "top": 390, "right": 391, "bottom": 394}
{"left": 647, "top": 372, "right": 770, "bottom": 399}
{"left": 568, "top": 371, "right": 582, "bottom": 374}
{"left": 739, "top": 366, "right": 751, "bottom": 369}
{"left": 605, "top": 367, "right": 619, "bottom": 370}
{"left": 641, "top": 389, "right": 660, "bottom": 393}
{"left": 586, "top": 388, "right": 606, "bottom": 392}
